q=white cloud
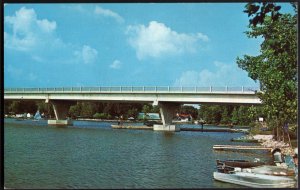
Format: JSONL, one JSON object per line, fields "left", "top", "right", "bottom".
{"left": 126, "top": 21, "right": 209, "bottom": 60}
{"left": 5, "top": 7, "right": 57, "bottom": 51}
{"left": 74, "top": 45, "right": 98, "bottom": 64}
{"left": 174, "top": 61, "right": 257, "bottom": 87}
{"left": 36, "top": 19, "right": 56, "bottom": 33}
{"left": 110, "top": 60, "right": 122, "bottom": 69}
{"left": 94, "top": 6, "right": 124, "bottom": 23}
{"left": 5, "top": 7, "right": 98, "bottom": 65}
{"left": 197, "top": 33, "right": 209, "bottom": 42}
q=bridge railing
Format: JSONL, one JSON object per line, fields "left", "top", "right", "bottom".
{"left": 4, "top": 86, "right": 260, "bottom": 93}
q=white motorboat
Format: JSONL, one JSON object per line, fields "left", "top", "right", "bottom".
{"left": 242, "top": 165, "right": 295, "bottom": 176}
{"left": 213, "top": 171, "right": 296, "bottom": 188}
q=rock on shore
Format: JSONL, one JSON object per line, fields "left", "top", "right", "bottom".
{"left": 251, "top": 135, "right": 295, "bottom": 156}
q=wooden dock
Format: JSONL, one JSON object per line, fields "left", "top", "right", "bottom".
{"left": 180, "top": 128, "right": 247, "bottom": 133}
{"left": 111, "top": 125, "right": 153, "bottom": 130}
{"left": 213, "top": 145, "right": 273, "bottom": 151}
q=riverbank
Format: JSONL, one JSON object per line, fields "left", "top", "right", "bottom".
{"left": 241, "top": 134, "right": 296, "bottom": 156}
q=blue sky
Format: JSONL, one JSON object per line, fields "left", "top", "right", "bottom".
{"left": 4, "top": 3, "right": 294, "bottom": 88}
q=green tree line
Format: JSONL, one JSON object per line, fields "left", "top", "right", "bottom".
{"left": 4, "top": 100, "right": 160, "bottom": 120}
{"left": 198, "top": 105, "right": 265, "bottom": 126}
{"left": 5, "top": 100, "right": 263, "bottom": 126}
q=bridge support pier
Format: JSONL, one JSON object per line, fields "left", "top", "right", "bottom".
{"left": 154, "top": 102, "right": 180, "bottom": 132}
{"left": 47, "top": 100, "right": 74, "bottom": 126}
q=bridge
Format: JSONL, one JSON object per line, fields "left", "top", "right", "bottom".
{"left": 4, "top": 86, "right": 261, "bottom": 131}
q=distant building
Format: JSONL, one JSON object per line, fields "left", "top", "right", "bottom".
{"left": 176, "top": 113, "right": 193, "bottom": 121}
{"left": 16, "top": 114, "right": 24, "bottom": 118}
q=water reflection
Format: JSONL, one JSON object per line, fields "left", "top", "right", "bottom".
{"left": 5, "top": 118, "right": 272, "bottom": 189}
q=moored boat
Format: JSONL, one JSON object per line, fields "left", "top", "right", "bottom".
{"left": 33, "top": 110, "right": 42, "bottom": 121}
{"left": 213, "top": 171, "right": 296, "bottom": 188}
{"left": 242, "top": 165, "right": 295, "bottom": 176}
{"left": 216, "top": 159, "right": 266, "bottom": 168}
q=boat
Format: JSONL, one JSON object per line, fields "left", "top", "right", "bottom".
{"left": 213, "top": 171, "right": 296, "bottom": 188}
{"left": 143, "top": 120, "right": 162, "bottom": 126}
{"left": 111, "top": 125, "right": 153, "bottom": 130}
{"left": 231, "top": 136, "right": 259, "bottom": 143}
{"left": 242, "top": 165, "right": 295, "bottom": 176}
{"left": 216, "top": 159, "right": 266, "bottom": 168}
{"left": 33, "top": 110, "right": 42, "bottom": 121}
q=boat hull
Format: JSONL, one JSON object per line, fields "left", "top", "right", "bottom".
{"left": 213, "top": 172, "right": 296, "bottom": 188}
{"left": 216, "top": 159, "right": 265, "bottom": 168}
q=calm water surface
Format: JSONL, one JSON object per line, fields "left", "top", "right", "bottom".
{"left": 4, "top": 118, "right": 273, "bottom": 189}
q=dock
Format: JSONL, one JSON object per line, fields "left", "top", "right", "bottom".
{"left": 213, "top": 145, "right": 273, "bottom": 151}
{"left": 111, "top": 125, "right": 248, "bottom": 133}
{"left": 180, "top": 128, "right": 247, "bottom": 133}
{"left": 111, "top": 125, "right": 153, "bottom": 130}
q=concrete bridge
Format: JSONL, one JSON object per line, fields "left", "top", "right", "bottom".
{"left": 4, "top": 86, "right": 261, "bottom": 131}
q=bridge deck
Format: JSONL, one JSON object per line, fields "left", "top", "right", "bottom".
{"left": 4, "top": 86, "right": 259, "bottom": 94}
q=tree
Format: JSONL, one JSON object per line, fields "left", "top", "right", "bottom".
{"left": 231, "top": 107, "right": 239, "bottom": 125}
{"left": 80, "top": 102, "right": 95, "bottom": 118}
{"left": 244, "top": 2, "right": 282, "bottom": 27}
{"left": 151, "top": 105, "right": 160, "bottom": 113}
{"left": 220, "top": 107, "right": 230, "bottom": 125}
{"left": 69, "top": 103, "right": 81, "bottom": 118}
{"left": 36, "top": 102, "right": 48, "bottom": 114}
{"left": 127, "top": 108, "right": 138, "bottom": 118}
{"left": 237, "top": 3, "right": 297, "bottom": 130}
{"left": 238, "top": 106, "right": 251, "bottom": 126}
{"left": 142, "top": 104, "right": 152, "bottom": 114}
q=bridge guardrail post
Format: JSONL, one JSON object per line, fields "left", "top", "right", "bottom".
{"left": 195, "top": 86, "right": 197, "bottom": 92}
{"left": 155, "top": 86, "right": 157, "bottom": 92}
{"left": 242, "top": 86, "right": 244, "bottom": 92}
{"left": 210, "top": 86, "right": 212, "bottom": 92}
{"left": 143, "top": 86, "right": 145, "bottom": 92}
{"left": 181, "top": 86, "right": 183, "bottom": 92}
{"left": 226, "top": 86, "right": 228, "bottom": 92}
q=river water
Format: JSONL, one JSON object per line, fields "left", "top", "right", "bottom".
{"left": 4, "top": 118, "right": 273, "bottom": 189}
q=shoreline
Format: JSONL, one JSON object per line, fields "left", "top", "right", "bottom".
{"left": 242, "top": 134, "right": 296, "bottom": 156}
